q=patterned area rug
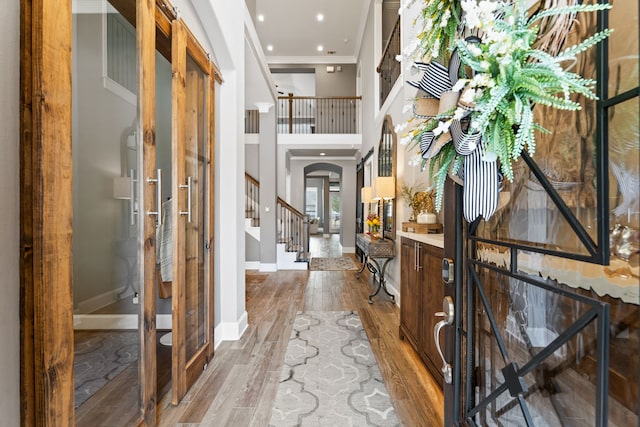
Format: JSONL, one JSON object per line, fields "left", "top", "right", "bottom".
{"left": 74, "top": 330, "right": 138, "bottom": 408}
{"left": 309, "top": 256, "right": 359, "bottom": 271}
{"left": 269, "top": 311, "right": 400, "bottom": 426}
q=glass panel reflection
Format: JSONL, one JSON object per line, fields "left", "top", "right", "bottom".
{"left": 477, "top": 5, "right": 600, "bottom": 255}
{"left": 72, "top": 1, "right": 141, "bottom": 425}
{"left": 608, "top": 0, "right": 639, "bottom": 96}
{"left": 473, "top": 266, "right": 638, "bottom": 426}
{"left": 184, "top": 54, "right": 208, "bottom": 361}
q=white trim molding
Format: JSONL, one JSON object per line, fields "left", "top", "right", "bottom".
{"left": 214, "top": 311, "right": 249, "bottom": 349}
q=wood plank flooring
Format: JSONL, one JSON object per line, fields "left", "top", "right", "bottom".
{"left": 157, "top": 235, "right": 444, "bottom": 426}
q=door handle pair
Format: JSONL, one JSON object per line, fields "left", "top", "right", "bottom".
{"left": 146, "top": 169, "right": 192, "bottom": 225}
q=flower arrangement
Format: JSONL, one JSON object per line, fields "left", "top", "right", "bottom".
{"left": 400, "top": 0, "right": 612, "bottom": 215}
{"left": 401, "top": 182, "right": 435, "bottom": 220}
{"left": 366, "top": 213, "right": 381, "bottom": 234}
{"left": 401, "top": 0, "right": 461, "bottom": 62}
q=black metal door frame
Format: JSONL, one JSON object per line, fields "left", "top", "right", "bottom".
{"left": 442, "top": 2, "right": 640, "bottom": 423}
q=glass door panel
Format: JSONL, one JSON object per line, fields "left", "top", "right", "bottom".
{"left": 450, "top": 2, "right": 640, "bottom": 426}
{"left": 71, "top": 1, "right": 142, "bottom": 425}
{"left": 184, "top": 54, "right": 208, "bottom": 361}
{"left": 171, "top": 19, "right": 214, "bottom": 404}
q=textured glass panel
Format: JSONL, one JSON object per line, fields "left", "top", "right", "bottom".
{"left": 184, "top": 54, "right": 208, "bottom": 361}
{"left": 608, "top": 97, "right": 639, "bottom": 246}
{"left": 72, "top": 0, "right": 142, "bottom": 423}
{"left": 477, "top": 8, "right": 600, "bottom": 256}
{"left": 476, "top": 242, "right": 511, "bottom": 272}
{"left": 477, "top": 167, "right": 593, "bottom": 255}
{"left": 472, "top": 263, "right": 639, "bottom": 426}
{"left": 608, "top": 0, "right": 639, "bottom": 96}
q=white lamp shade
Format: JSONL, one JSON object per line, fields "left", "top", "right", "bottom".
{"left": 361, "top": 186, "right": 373, "bottom": 203}
{"left": 113, "top": 176, "right": 132, "bottom": 199}
{"left": 374, "top": 176, "right": 395, "bottom": 200}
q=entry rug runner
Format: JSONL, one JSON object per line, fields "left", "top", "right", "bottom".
{"left": 269, "top": 311, "right": 400, "bottom": 426}
{"left": 309, "top": 256, "right": 359, "bottom": 271}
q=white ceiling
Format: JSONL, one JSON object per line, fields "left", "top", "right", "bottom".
{"left": 253, "top": 0, "right": 372, "bottom": 64}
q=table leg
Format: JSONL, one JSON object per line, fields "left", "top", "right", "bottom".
{"left": 355, "top": 255, "right": 367, "bottom": 278}
{"left": 367, "top": 258, "right": 396, "bottom": 304}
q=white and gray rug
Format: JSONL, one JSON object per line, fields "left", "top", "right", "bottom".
{"left": 309, "top": 257, "right": 359, "bottom": 271}
{"left": 270, "top": 311, "right": 400, "bottom": 426}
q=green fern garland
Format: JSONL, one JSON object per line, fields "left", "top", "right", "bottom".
{"left": 400, "top": 0, "right": 612, "bottom": 211}
{"left": 442, "top": 0, "right": 610, "bottom": 183}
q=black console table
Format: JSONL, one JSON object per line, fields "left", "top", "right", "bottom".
{"left": 355, "top": 233, "right": 395, "bottom": 304}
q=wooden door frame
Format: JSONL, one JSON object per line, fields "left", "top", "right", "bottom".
{"left": 20, "top": 0, "right": 74, "bottom": 424}
{"left": 19, "top": 0, "right": 220, "bottom": 424}
{"left": 170, "top": 16, "right": 220, "bottom": 405}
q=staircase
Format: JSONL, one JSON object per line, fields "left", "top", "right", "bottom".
{"left": 245, "top": 173, "right": 309, "bottom": 270}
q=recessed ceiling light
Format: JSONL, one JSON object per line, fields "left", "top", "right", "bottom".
{"left": 257, "top": 14, "right": 265, "bottom": 21}
{"left": 317, "top": 45, "right": 324, "bottom": 52}
{"left": 316, "top": 13, "right": 324, "bottom": 21}
{"left": 267, "top": 45, "right": 274, "bottom": 51}
{"left": 320, "top": 152, "right": 326, "bottom": 156}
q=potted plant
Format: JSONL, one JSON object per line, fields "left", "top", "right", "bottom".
{"left": 401, "top": 182, "right": 435, "bottom": 222}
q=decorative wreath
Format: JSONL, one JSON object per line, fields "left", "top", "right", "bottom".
{"left": 398, "top": 0, "right": 612, "bottom": 222}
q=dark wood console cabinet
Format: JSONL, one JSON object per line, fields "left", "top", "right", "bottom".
{"left": 399, "top": 236, "right": 445, "bottom": 387}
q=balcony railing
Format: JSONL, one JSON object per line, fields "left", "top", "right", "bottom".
{"left": 277, "top": 94, "right": 361, "bottom": 134}
{"left": 377, "top": 15, "right": 401, "bottom": 107}
{"left": 245, "top": 109, "right": 260, "bottom": 134}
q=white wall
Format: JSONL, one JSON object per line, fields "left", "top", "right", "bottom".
{"left": 182, "top": 0, "right": 248, "bottom": 339}
{"left": 0, "top": 1, "right": 20, "bottom": 423}
{"left": 357, "top": 0, "right": 437, "bottom": 297}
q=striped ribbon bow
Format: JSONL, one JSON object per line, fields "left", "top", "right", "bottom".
{"left": 408, "top": 46, "right": 501, "bottom": 223}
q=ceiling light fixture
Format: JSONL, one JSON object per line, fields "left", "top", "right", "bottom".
{"left": 257, "top": 14, "right": 264, "bottom": 21}
{"left": 317, "top": 45, "right": 323, "bottom": 52}
{"left": 320, "top": 152, "right": 326, "bottom": 156}
{"left": 316, "top": 13, "right": 324, "bottom": 21}
{"left": 267, "top": 45, "right": 273, "bottom": 51}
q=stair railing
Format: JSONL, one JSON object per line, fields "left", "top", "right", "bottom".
{"left": 245, "top": 173, "right": 260, "bottom": 226}
{"left": 377, "top": 15, "right": 401, "bottom": 107}
{"left": 277, "top": 197, "right": 309, "bottom": 256}
{"left": 245, "top": 173, "right": 309, "bottom": 257}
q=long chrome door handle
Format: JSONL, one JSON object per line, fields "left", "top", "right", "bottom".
{"left": 434, "top": 295, "right": 454, "bottom": 384}
{"left": 146, "top": 168, "right": 162, "bottom": 226}
{"left": 417, "top": 243, "right": 422, "bottom": 270}
{"left": 179, "top": 176, "right": 192, "bottom": 223}
{"left": 129, "top": 169, "right": 136, "bottom": 226}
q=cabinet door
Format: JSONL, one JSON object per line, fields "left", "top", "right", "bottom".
{"left": 400, "top": 239, "right": 420, "bottom": 347}
{"left": 420, "top": 245, "right": 445, "bottom": 387}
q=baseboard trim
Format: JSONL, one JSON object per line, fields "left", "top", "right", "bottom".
{"left": 384, "top": 277, "right": 401, "bottom": 308}
{"left": 259, "top": 263, "right": 278, "bottom": 272}
{"left": 245, "top": 261, "right": 260, "bottom": 270}
{"left": 73, "top": 313, "right": 172, "bottom": 330}
{"left": 75, "top": 285, "right": 134, "bottom": 314}
{"left": 342, "top": 246, "right": 356, "bottom": 254}
{"left": 214, "top": 310, "right": 249, "bottom": 349}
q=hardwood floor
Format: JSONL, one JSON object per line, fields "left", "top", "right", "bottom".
{"left": 156, "top": 235, "right": 444, "bottom": 426}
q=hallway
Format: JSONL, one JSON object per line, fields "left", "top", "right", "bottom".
{"left": 156, "top": 235, "right": 444, "bottom": 426}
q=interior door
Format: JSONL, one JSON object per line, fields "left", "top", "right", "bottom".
{"left": 443, "top": 2, "right": 639, "bottom": 425}
{"left": 171, "top": 19, "right": 215, "bottom": 404}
